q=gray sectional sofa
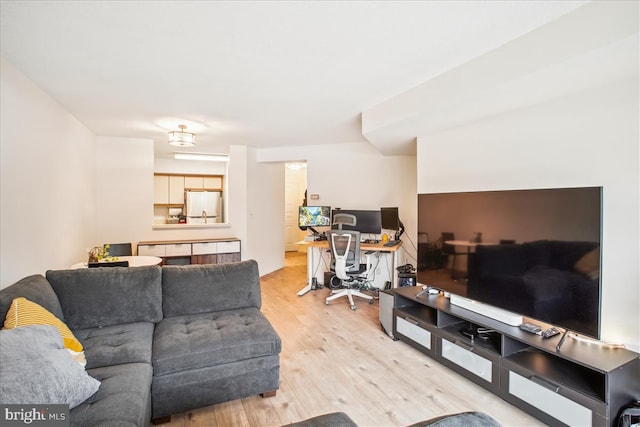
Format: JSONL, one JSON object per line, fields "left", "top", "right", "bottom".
{"left": 0, "top": 260, "right": 281, "bottom": 426}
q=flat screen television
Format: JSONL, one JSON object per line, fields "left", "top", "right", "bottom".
{"left": 298, "top": 206, "right": 331, "bottom": 228}
{"left": 417, "top": 187, "right": 602, "bottom": 338}
{"left": 331, "top": 209, "right": 382, "bottom": 235}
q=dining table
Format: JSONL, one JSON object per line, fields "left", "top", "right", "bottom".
{"left": 70, "top": 255, "right": 162, "bottom": 269}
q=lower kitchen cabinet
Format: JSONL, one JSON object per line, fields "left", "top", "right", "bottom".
{"left": 137, "top": 239, "right": 241, "bottom": 266}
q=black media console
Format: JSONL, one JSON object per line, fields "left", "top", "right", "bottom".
{"left": 391, "top": 286, "right": 640, "bottom": 427}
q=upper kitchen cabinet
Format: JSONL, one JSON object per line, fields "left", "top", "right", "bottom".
{"left": 154, "top": 175, "right": 170, "bottom": 204}
{"left": 154, "top": 174, "right": 183, "bottom": 207}
{"left": 154, "top": 174, "right": 223, "bottom": 206}
{"left": 185, "top": 176, "right": 223, "bottom": 190}
{"left": 169, "top": 176, "right": 185, "bottom": 205}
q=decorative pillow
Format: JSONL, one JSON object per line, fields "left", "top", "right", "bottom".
{"left": 3, "top": 297, "right": 83, "bottom": 352}
{"left": 0, "top": 325, "right": 100, "bottom": 408}
{"left": 574, "top": 247, "right": 600, "bottom": 280}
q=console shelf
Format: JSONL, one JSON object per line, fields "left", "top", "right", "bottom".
{"left": 391, "top": 287, "right": 640, "bottom": 427}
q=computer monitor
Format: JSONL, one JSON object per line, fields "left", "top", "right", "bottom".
{"left": 298, "top": 206, "right": 331, "bottom": 231}
{"left": 380, "top": 207, "right": 400, "bottom": 231}
{"left": 330, "top": 209, "right": 381, "bottom": 235}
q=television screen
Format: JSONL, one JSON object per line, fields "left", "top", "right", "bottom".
{"left": 381, "top": 207, "right": 400, "bottom": 230}
{"left": 417, "top": 187, "right": 601, "bottom": 338}
{"left": 298, "top": 206, "right": 331, "bottom": 227}
{"left": 331, "top": 209, "right": 381, "bottom": 235}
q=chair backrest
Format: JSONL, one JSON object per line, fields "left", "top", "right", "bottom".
{"left": 441, "top": 232, "right": 455, "bottom": 254}
{"left": 105, "top": 243, "right": 132, "bottom": 256}
{"left": 332, "top": 213, "right": 357, "bottom": 230}
{"left": 327, "top": 230, "right": 361, "bottom": 279}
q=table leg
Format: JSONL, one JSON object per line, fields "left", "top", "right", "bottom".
{"left": 392, "top": 250, "right": 399, "bottom": 288}
{"left": 297, "top": 246, "right": 315, "bottom": 296}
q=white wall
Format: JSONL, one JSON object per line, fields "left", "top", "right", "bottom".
{"left": 0, "top": 59, "right": 96, "bottom": 287}
{"left": 417, "top": 76, "right": 639, "bottom": 350}
{"left": 93, "top": 137, "right": 155, "bottom": 247}
{"left": 246, "top": 148, "right": 285, "bottom": 275}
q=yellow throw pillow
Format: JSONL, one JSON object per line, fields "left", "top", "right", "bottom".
{"left": 3, "top": 297, "right": 83, "bottom": 352}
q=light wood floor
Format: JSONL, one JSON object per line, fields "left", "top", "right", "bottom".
{"left": 163, "top": 252, "right": 542, "bottom": 427}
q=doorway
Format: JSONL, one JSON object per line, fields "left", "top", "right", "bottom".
{"left": 284, "top": 163, "right": 307, "bottom": 252}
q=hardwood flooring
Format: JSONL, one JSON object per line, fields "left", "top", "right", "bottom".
{"left": 163, "top": 252, "right": 541, "bottom": 427}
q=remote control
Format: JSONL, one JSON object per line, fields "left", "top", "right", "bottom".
{"left": 519, "top": 322, "right": 542, "bottom": 334}
{"left": 542, "top": 327, "right": 561, "bottom": 339}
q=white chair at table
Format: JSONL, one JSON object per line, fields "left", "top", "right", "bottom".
{"left": 325, "top": 229, "right": 374, "bottom": 310}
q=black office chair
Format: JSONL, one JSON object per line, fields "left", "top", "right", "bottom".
{"left": 441, "top": 232, "right": 466, "bottom": 280}
{"left": 325, "top": 230, "right": 374, "bottom": 310}
{"left": 88, "top": 261, "right": 129, "bottom": 268}
{"left": 105, "top": 243, "right": 132, "bottom": 256}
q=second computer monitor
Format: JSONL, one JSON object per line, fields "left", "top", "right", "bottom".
{"left": 380, "top": 207, "right": 400, "bottom": 231}
{"left": 331, "top": 209, "right": 381, "bottom": 234}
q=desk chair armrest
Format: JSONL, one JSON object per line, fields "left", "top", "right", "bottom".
{"left": 362, "top": 251, "right": 375, "bottom": 277}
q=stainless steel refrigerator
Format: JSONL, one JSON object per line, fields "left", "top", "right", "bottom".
{"left": 186, "top": 191, "right": 222, "bottom": 224}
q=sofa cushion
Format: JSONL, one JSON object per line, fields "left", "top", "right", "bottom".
{"left": 407, "top": 411, "right": 501, "bottom": 427}
{"left": 72, "top": 362, "right": 152, "bottom": 427}
{"left": 46, "top": 265, "right": 162, "bottom": 330}
{"left": 74, "top": 322, "right": 155, "bottom": 369}
{"left": 162, "top": 260, "right": 261, "bottom": 318}
{"left": 285, "top": 412, "right": 357, "bottom": 427}
{"left": 153, "top": 307, "right": 281, "bottom": 377}
{"left": 0, "top": 325, "right": 100, "bottom": 409}
{"left": 0, "top": 274, "right": 64, "bottom": 322}
{"left": 3, "top": 297, "right": 83, "bottom": 352}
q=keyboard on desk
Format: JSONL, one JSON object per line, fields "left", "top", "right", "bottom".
{"left": 383, "top": 240, "right": 401, "bottom": 247}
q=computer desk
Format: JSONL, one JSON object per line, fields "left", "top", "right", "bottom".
{"left": 295, "top": 239, "right": 404, "bottom": 296}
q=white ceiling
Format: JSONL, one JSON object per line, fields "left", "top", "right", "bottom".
{"left": 0, "top": 1, "right": 586, "bottom": 157}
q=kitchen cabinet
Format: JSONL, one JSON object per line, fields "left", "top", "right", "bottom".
{"left": 184, "top": 176, "right": 204, "bottom": 189}
{"left": 191, "top": 240, "right": 240, "bottom": 264}
{"left": 203, "top": 176, "right": 222, "bottom": 189}
{"left": 154, "top": 175, "right": 169, "bottom": 204}
{"left": 137, "top": 239, "right": 241, "bottom": 265}
{"left": 169, "top": 176, "right": 185, "bottom": 205}
{"left": 137, "top": 244, "right": 166, "bottom": 257}
{"left": 184, "top": 176, "right": 223, "bottom": 190}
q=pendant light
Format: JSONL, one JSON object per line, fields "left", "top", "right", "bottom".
{"left": 168, "top": 125, "right": 196, "bottom": 147}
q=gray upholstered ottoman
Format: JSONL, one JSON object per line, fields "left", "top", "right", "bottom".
{"left": 152, "top": 261, "right": 282, "bottom": 421}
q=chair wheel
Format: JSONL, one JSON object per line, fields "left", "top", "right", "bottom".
{"left": 351, "top": 305, "right": 357, "bottom": 310}
{"left": 325, "top": 301, "right": 329, "bottom": 305}
{"left": 369, "top": 299, "right": 374, "bottom": 304}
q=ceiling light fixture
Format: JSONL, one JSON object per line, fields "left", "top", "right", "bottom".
{"left": 168, "top": 124, "right": 196, "bottom": 147}
{"left": 174, "top": 153, "right": 229, "bottom": 162}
